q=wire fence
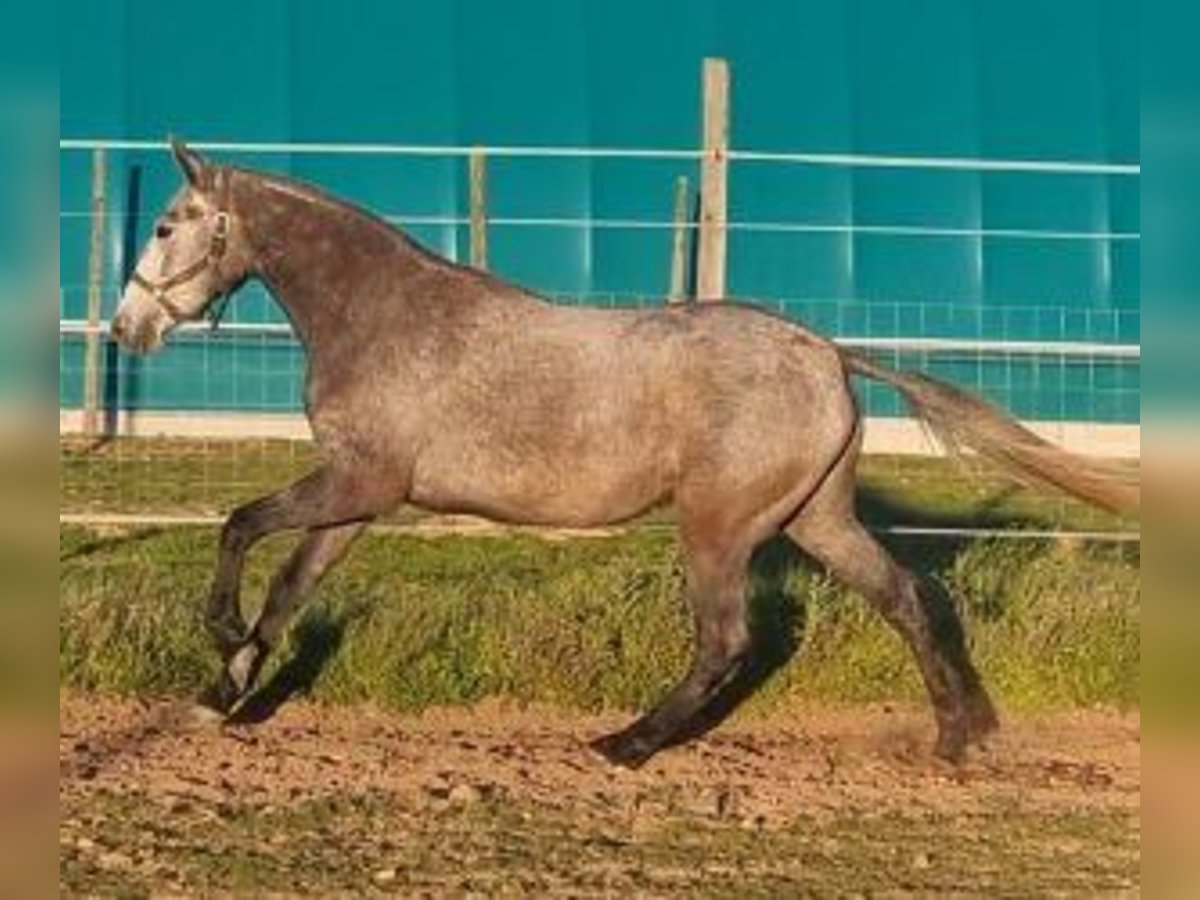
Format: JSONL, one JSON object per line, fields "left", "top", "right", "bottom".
{"left": 57, "top": 138, "right": 1140, "bottom": 539}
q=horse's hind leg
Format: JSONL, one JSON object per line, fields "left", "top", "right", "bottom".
{"left": 590, "top": 531, "right": 755, "bottom": 768}
{"left": 206, "top": 522, "right": 365, "bottom": 712}
{"left": 590, "top": 405, "right": 860, "bottom": 769}
{"left": 785, "top": 447, "right": 997, "bottom": 759}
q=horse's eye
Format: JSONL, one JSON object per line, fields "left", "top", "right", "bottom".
{"left": 156, "top": 223, "right": 173, "bottom": 240}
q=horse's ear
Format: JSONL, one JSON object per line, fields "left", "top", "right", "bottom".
{"left": 170, "top": 137, "right": 212, "bottom": 190}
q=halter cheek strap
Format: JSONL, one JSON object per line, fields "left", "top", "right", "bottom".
{"left": 129, "top": 173, "right": 233, "bottom": 324}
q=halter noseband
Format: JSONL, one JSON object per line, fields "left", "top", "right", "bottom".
{"left": 129, "top": 173, "right": 233, "bottom": 324}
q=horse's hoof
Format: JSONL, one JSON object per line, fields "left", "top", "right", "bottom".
{"left": 195, "top": 672, "right": 243, "bottom": 718}
{"left": 193, "top": 641, "right": 266, "bottom": 719}
{"left": 588, "top": 731, "right": 656, "bottom": 769}
{"left": 933, "top": 724, "right": 969, "bottom": 764}
{"left": 965, "top": 694, "right": 1000, "bottom": 744}
{"left": 184, "top": 702, "right": 228, "bottom": 729}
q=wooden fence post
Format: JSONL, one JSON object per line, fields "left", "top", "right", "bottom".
{"left": 697, "top": 57, "right": 729, "bottom": 302}
{"left": 668, "top": 175, "right": 691, "bottom": 303}
{"left": 469, "top": 149, "right": 488, "bottom": 270}
{"left": 83, "top": 148, "right": 107, "bottom": 438}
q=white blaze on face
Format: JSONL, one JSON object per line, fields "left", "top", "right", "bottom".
{"left": 113, "top": 249, "right": 173, "bottom": 353}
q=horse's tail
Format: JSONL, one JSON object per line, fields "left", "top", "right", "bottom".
{"left": 840, "top": 348, "right": 1139, "bottom": 514}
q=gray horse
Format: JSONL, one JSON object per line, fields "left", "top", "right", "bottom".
{"left": 112, "top": 141, "right": 1137, "bottom": 767}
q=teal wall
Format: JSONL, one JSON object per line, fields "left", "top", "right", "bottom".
{"left": 60, "top": 0, "right": 1139, "bottom": 423}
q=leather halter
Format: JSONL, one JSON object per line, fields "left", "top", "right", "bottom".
{"left": 129, "top": 172, "right": 233, "bottom": 324}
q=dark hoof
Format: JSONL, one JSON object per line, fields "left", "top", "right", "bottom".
{"left": 588, "top": 731, "right": 657, "bottom": 769}
{"left": 933, "top": 715, "right": 970, "bottom": 763}
{"left": 195, "top": 640, "right": 266, "bottom": 718}
{"left": 934, "top": 691, "right": 999, "bottom": 762}
{"left": 965, "top": 694, "right": 1000, "bottom": 744}
{"left": 195, "top": 671, "right": 243, "bottom": 718}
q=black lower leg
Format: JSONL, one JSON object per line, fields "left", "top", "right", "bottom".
{"left": 590, "top": 643, "right": 747, "bottom": 768}
{"left": 790, "top": 517, "right": 993, "bottom": 761}
{"left": 592, "top": 558, "right": 751, "bottom": 768}
{"left": 874, "top": 569, "right": 995, "bottom": 760}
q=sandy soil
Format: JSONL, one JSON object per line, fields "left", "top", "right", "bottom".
{"left": 60, "top": 694, "right": 1140, "bottom": 896}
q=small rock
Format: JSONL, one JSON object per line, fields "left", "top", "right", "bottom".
{"left": 448, "top": 783, "right": 482, "bottom": 806}
{"left": 75, "top": 836, "right": 96, "bottom": 852}
{"left": 686, "top": 784, "right": 734, "bottom": 818}
{"left": 373, "top": 867, "right": 397, "bottom": 884}
{"left": 98, "top": 850, "right": 132, "bottom": 870}
{"left": 912, "top": 852, "right": 932, "bottom": 870}
{"left": 424, "top": 781, "right": 451, "bottom": 801}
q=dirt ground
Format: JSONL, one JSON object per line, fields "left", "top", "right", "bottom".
{"left": 60, "top": 694, "right": 1140, "bottom": 896}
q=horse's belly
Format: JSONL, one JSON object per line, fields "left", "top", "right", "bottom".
{"left": 408, "top": 446, "right": 670, "bottom": 527}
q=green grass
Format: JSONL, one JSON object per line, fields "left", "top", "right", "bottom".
{"left": 60, "top": 524, "right": 1140, "bottom": 714}
{"left": 59, "top": 436, "right": 1140, "bottom": 713}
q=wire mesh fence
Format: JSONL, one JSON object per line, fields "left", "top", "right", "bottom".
{"left": 58, "top": 299, "right": 1138, "bottom": 537}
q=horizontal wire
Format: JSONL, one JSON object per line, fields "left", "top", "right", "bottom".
{"left": 56, "top": 318, "right": 1141, "bottom": 358}
{"left": 60, "top": 137, "right": 1139, "bottom": 176}
{"left": 55, "top": 512, "right": 1140, "bottom": 543}
{"left": 56, "top": 210, "right": 1141, "bottom": 242}
{"left": 60, "top": 139, "right": 700, "bottom": 160}
{"left": 842, "top": 336, "right": 1140, "bottom": 358}
{"left": 730, "top": 148, "right": 1139, "bottom": 176}
{"left": 877, "top": 525, "right": 1140, "bottom": 542}
{"left": 52, "top": 286, "right": 1144, "bottom": 324}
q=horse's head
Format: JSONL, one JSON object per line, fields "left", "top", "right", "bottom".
{"left": 112, "top": 139, "right": 253, "bottom": 353}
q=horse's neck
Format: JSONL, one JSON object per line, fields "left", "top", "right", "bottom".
{"left": 239, "top": 174, "right": 433, "bottom": 348}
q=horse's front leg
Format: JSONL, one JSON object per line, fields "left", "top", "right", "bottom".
{"left": 201, "top": 463, "right": 404, "bottom": 713}
{"left": 205, "top": 522, "right": 366, "bottom": 713}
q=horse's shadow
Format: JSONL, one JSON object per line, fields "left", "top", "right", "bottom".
{"left": 664, "top": 535, "right": 807, "bottom": 748}
{"left": 228, "top": 606, "right": 357, "bottom": 726}
{"left": 60, "top": 526, "right": 164, "bottom": 563}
